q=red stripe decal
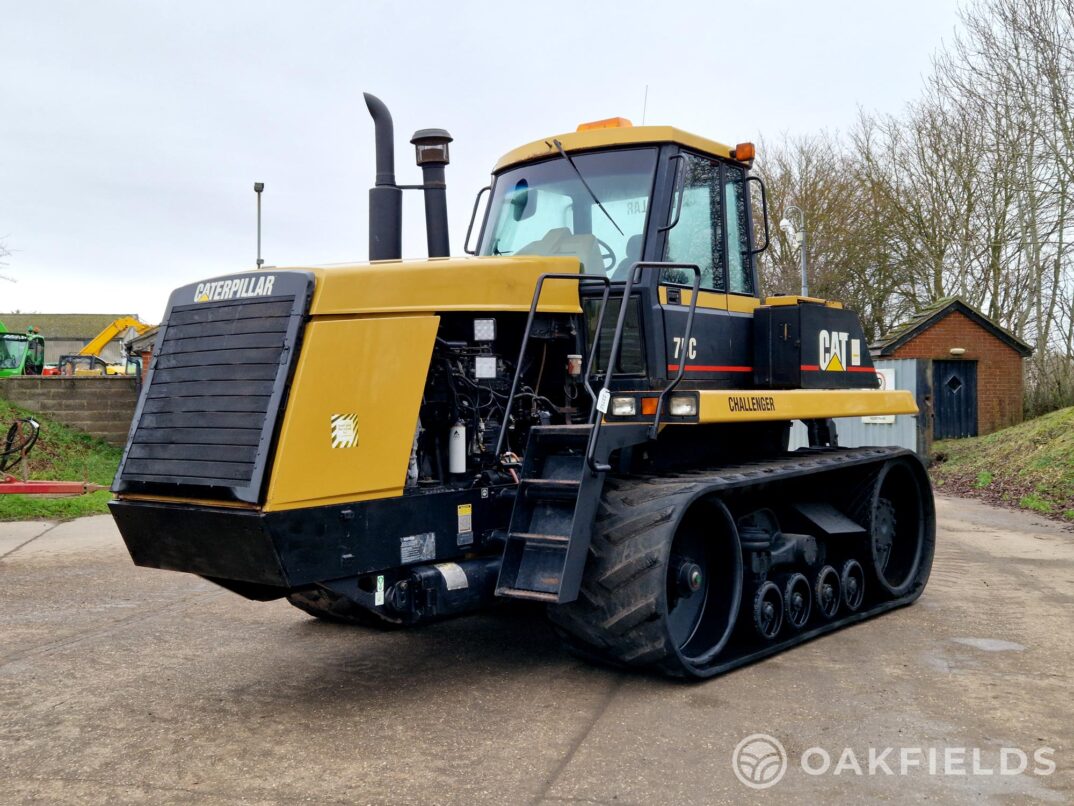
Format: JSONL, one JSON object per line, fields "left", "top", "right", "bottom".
{"left": 668, "top": 364, "right": 753, "bottom": 373}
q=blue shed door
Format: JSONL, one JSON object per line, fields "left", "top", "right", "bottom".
{"left": 933, "top": 360, "right": 978, "bottom": 439}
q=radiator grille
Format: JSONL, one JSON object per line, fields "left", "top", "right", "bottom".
{"left": 116, "top": 273, "right": 311, "bottom": 502}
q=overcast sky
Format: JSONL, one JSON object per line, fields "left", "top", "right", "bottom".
{"left": 1, "top": 0, "right": 962, "bottom": 323}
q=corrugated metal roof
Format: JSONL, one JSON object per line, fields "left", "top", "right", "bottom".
{"left": 870, "top": 297, "right": 1033, "bottom": 358}
{"left": 128, "top": 325, "right": 160, "bottom": 350}
{"left": 0, "top": 313, "right": 141, "bottom": 340}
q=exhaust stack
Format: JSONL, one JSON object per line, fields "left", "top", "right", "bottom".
{"left": 411, "top": 128, "right": 453, "bottom": 258}
{"left": 364, "top": 93, "right": 454, "bottom": 261}
{"left": 364, "top": 92, "right": 403, "bottom": 261}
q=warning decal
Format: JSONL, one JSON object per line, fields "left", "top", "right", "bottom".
{"left": 435, "top": 562, "right": 469, "bottom": 591}
{"left": 400, "top": 532, "right": 436, "bottom": 564}
{"left": 457, "top": 504, "right": 474, "bottom": 547}
{"left": 330, "top": 413, "right": 359, "bottom": 449}
{"left": 457, "top": 504, "right": 473, "bottom": 534}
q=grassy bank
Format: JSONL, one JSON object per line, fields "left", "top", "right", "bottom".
{"left": 931, "top": 406, "right": 1074, "bottom": 522}
{"left": 0, "top": 398, "right": 121, "bottom": 521}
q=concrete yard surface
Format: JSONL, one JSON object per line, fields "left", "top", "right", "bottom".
{"left": 1, "top": 496, "right": 1071, "bottom": 805}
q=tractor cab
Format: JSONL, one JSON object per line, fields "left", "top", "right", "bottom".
{"left": 0, "top": 325, "right": 46, "bottom": 377}
{"left": 476, "top": 119, "right": 766, "bottom": 390}
{"left": 479, "top": 119, "right": 760, "bottom": 287}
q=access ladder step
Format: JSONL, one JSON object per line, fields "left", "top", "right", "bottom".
{"left": 495, "top": 422, "right": 606, "bottom": 604}
{"left": 529, "top": 424, "right": 594, "bottom": 436}
{"left": 521, "top": 478, "right": 581, "bottom": 501}
{"left": 494, "top": 587, "right": 559, "bottom": 603}
{"left": 507, "top": 531, "right": 570, "bottom": 545}
{"left": 496, "top": 532, "right": 571, "bottom": 600}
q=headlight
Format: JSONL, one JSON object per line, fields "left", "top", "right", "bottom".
{"left": 669, "top": 394, "right": 698, "bottom": 416}
{"left": 473, "top": 318, "right": 496, "bottom": 341}
{"left": 474, "top": 355, "right": 498, "bottom": 379}
{"left": 610, "top": 396, "right": 637, "bottom": 416}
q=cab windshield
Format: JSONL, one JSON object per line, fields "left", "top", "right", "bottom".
{"left": 479, "top": 148, "right": 658, "bottom": 278}
{"left": 0, "top": 335, "right": 28, "bottom": 370}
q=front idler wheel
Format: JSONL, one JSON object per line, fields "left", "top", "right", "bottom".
{"left": 663, "top": 499, "right": 744, "bottom": 668}
{"left": 547, "top": 485, "right": 743, "bottom": 679}
{"left": 815, "top": 565, "right": 841, "bottom": 619}
{"left": 840, "top": 559, "right": 865, "bottom": 611}
{"left": 752, "top": 581, "right": 784, "bottom": 640}
{"left": 866, "top": 458, "right": 931, "bottom": 597}
{"left": 780, "top": 572, "right": 812, "bottom": 630}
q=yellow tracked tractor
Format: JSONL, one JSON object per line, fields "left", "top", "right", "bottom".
{"left": 109, "top": 95, "right": 934, "bottom": 678}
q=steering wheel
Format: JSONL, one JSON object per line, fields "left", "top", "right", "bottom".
{"left": 595, "top": 238, "right": 616, "bottom": 272}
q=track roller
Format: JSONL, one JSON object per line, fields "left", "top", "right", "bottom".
{"left": 780, "top": 572, "right": 812, "bottom": 630}
{"left": 752, "top": 581, "right": 784, "bottom": 640}
{"left": 840, "top": 559, "right": 865, "bottom": 611}
{"left": 814, "top": 565, "right": 841, "bottom": 619}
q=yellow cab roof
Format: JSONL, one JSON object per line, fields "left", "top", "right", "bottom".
{"left": 492, "top": 123, "right": 739, "bottom": 173}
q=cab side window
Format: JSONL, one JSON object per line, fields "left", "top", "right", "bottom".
{"left": 31, "top": 340, "right": 45, "bottom": 373}
{"left": 723, "top": 166, "right": 754, "bottom": 294}
{"left": 663, "top": 154, "right": 724, "bottom": 291}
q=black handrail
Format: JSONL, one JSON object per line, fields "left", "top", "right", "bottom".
{"left": 494, "top": 273, "right": 611, "bottom": 458}
{"left": 747, "top": 175, "right": 770, "bottom": 255}
{"left": 658, "top": 154, "right": 687, "bottom": 233}
{"left": 585, "top": 261, "right": 701, "bottom": 472}
{"left": 463, "top": 185, "right": 491, "bottom": 256}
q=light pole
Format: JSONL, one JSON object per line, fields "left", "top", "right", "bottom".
{"left": 254, "top": 182, "right": 265, "bottom": 268}
{"left": 779, "top": 206, "right": 807, "bottom": 297}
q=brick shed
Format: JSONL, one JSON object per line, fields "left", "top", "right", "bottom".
{"left": 871, "top": 298, "right": 1032, "bottom": 438}
{"left": 127, "top": 325, "right": 160, "bottom": 380}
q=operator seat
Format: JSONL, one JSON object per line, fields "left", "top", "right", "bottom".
{"left": 612, "top": 234, "right": 643, "bottom": 280}
{"left": 517, "top": 227, "right": 604, "bottom": 275}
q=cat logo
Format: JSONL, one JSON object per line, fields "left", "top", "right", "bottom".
{"left": 330, "top": 413, "right": 359, "bottom": 449}
{"left": 818, "top": 330, "right": 861, "bottom": 371}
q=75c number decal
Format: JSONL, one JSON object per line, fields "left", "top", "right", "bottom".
{"left": 673, "top": 336, "right": 698, "bottom": 360}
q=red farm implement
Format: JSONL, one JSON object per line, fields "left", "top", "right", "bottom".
{"left": 0, "top": 418, "right": 107, "bottom": 496}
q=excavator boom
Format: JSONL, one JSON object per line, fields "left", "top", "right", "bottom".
{"left": 78, "top": 316, "right": 151, "bottom": 357}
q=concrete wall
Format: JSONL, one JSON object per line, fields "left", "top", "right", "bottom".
{"left": 889, "top": 310, "right": 1024, "bottom": 434}
{"left": 0, "top": 376, "right": 137, "bottom": 446}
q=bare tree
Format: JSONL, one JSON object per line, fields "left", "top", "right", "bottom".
{"left": 939, "top": 0, "right": 1074, "bottom": 416}
{"left": 0, "top": 239, "right": 13, "bottom": 284}
{"left": 752, "top": 134, "right": 908, "bottom": 341}
{"left": 751, "top": 1, "right": 1073, "bottom": 410}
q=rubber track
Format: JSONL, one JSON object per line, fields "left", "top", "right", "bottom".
{"left": 548, "top": 446, "right": 932, "bottom": 678}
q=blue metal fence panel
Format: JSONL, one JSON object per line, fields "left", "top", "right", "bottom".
{"left": 789, "top": 359, "right": 925, "bottom": 455}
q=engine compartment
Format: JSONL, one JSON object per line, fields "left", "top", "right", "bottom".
{"left": 409, "top": 312, "right": 588, "bottom": 489}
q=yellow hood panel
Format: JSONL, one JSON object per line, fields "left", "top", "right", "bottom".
{"left": 303, "top": 256, "right": 583, "bottom": 317}
{"left": 264, "top": 314, "right": 439, "bottom": 510}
